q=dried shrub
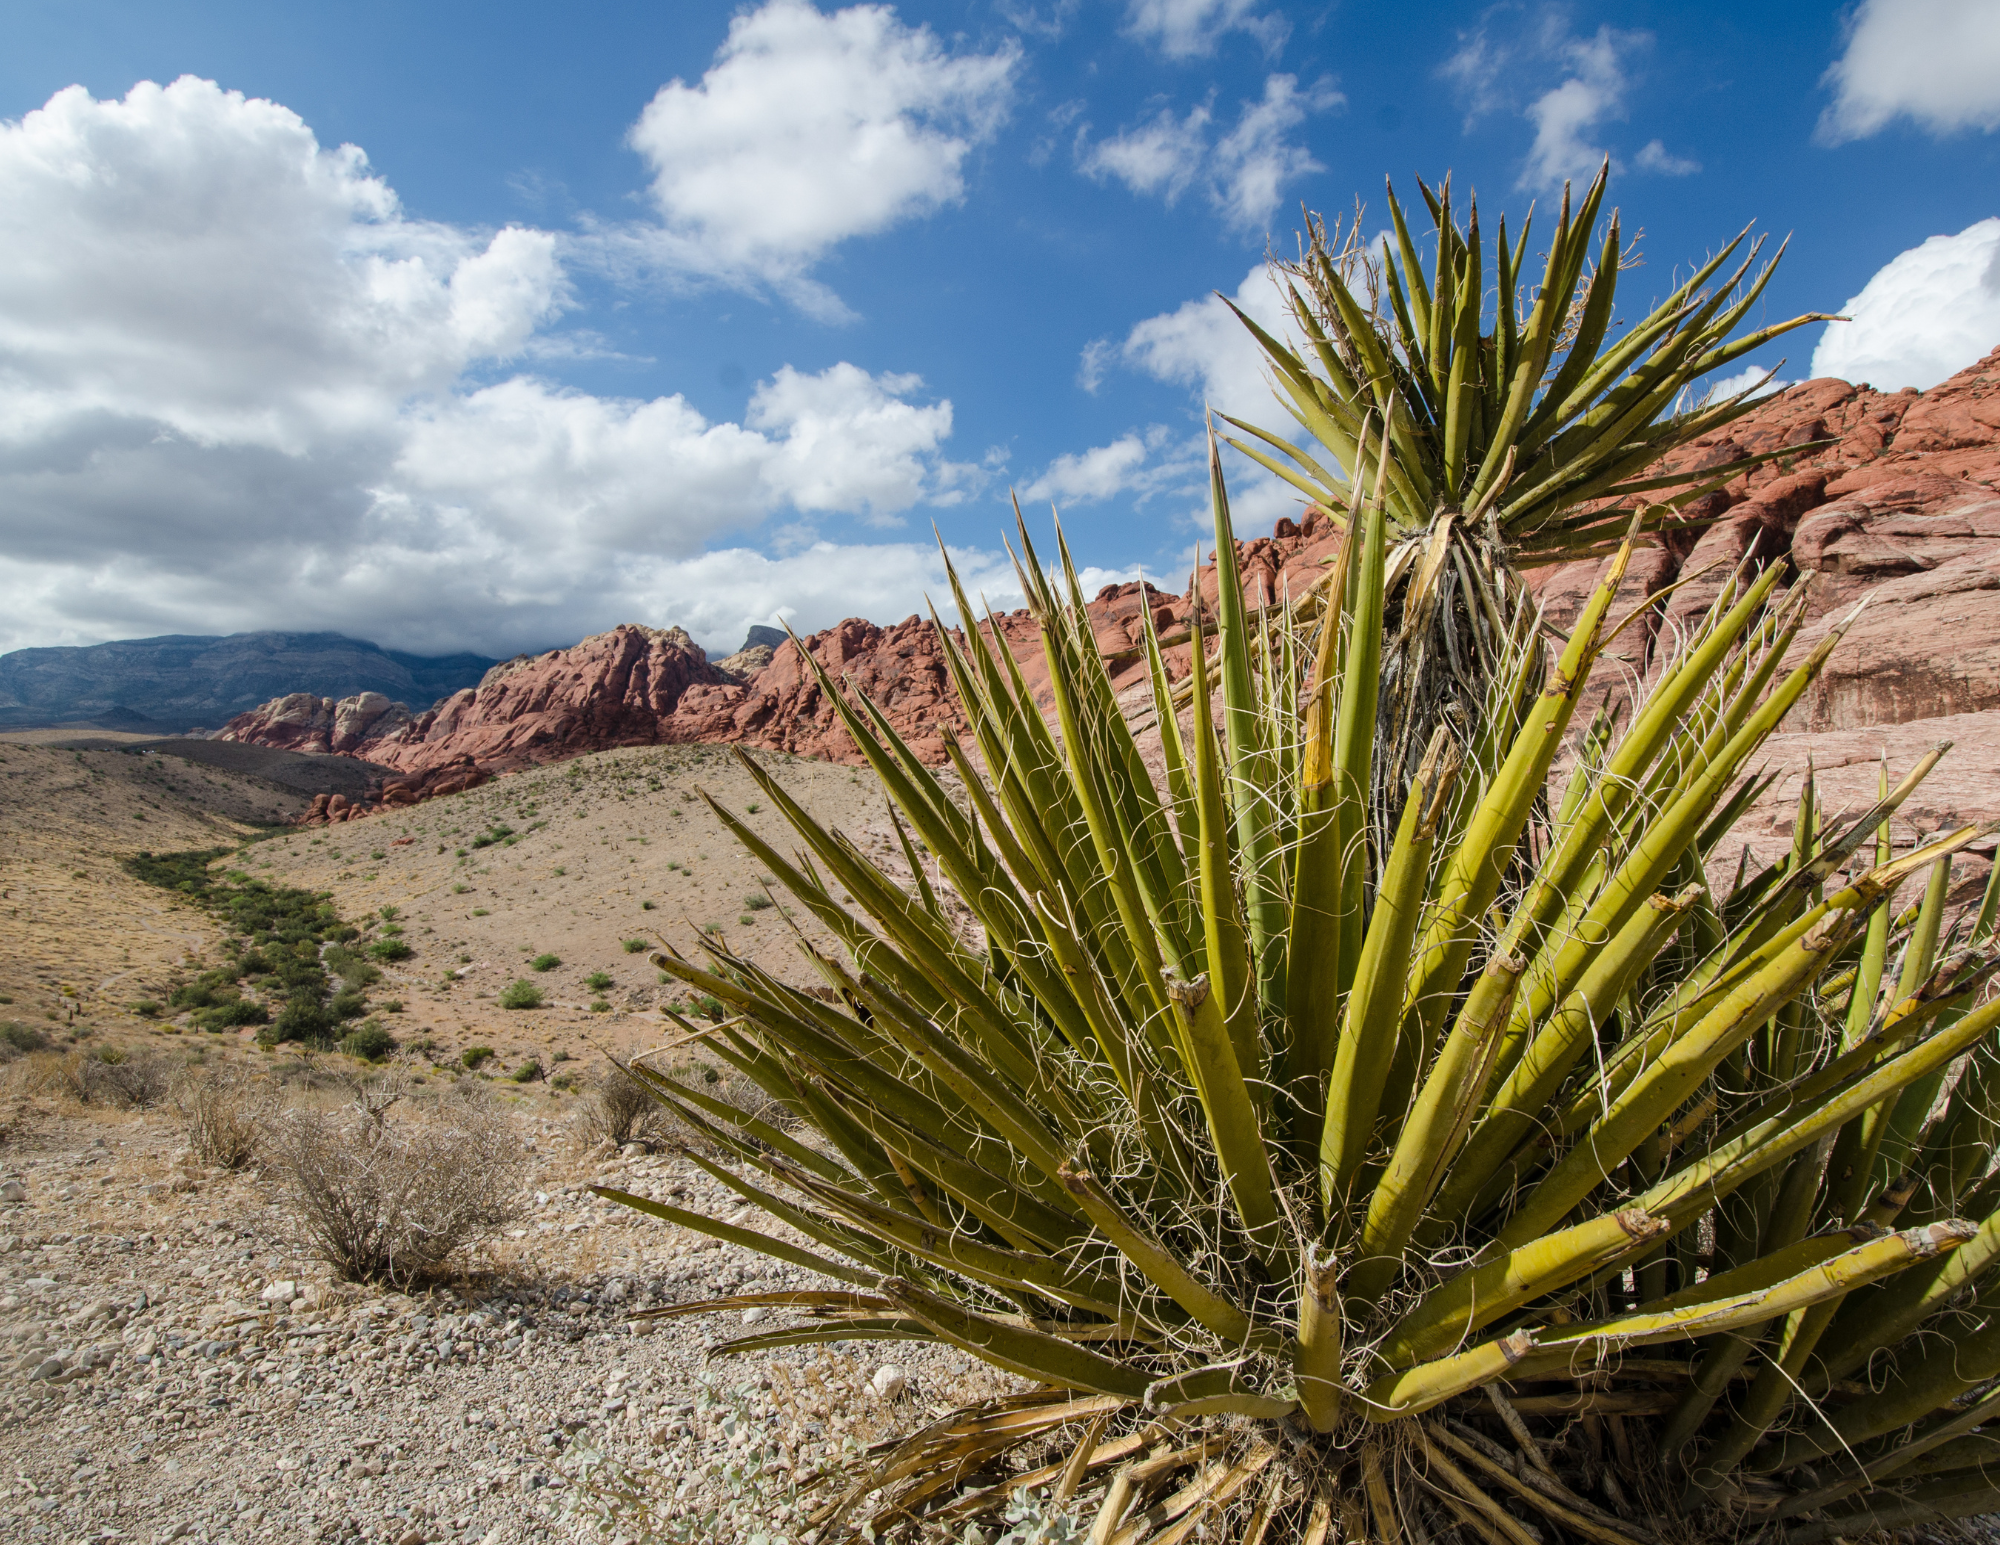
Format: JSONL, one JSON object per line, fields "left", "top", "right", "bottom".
{"left": 271, "top": 1089, "right": 520, "bottom": 1285}
{"left": 171, "top": 1065, "right": 266, "bottom": 1169}
{"left": 574, "top": 1062, "right": 673, "bottom": 1151}
{"left": 0, "top": 1021, "right": 50, "bottom": 1057}
{"left": 577, "top": 1057, "right": 774, "bottom": 1154}
{"left": 57, "top": 1046, "right": 174, "bottom": 1108}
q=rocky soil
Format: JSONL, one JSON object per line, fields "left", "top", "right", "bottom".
{"left": 0, "top": 1094, "right": 1008, "bottom": 1545}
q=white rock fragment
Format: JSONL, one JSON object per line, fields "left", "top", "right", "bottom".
{"left": 260, "top": 1281, "right": 297, "bottom": 1305}
{"left": 870, "top": 1365, "right": 907, "bottom": 1400}
{"left": 0, "top": 1180, "right": 25, "bottom": 1203}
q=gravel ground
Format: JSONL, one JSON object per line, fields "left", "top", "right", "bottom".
{"left": 0, "top": 1098, "right": 1013, "bottom": 1545}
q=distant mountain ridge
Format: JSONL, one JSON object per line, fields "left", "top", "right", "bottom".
{"left": 0, "top": 630, "right": 499, "bottom": 733}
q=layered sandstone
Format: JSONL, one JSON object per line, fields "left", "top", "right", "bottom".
{"left": 222, "top": 349, "right": 2000, "bottom": 838}
{"left": 1531, "top": 347, "right": 2000, "bottom": 731}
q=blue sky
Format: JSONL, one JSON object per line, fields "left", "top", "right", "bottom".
{"left": 1, "top": 0, "right": 1996, "bottom": 660}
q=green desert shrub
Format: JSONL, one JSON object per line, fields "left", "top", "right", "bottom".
{"left": 498, "top": 981, "right": 543, "bottom": 1010}
{"left": 584, "top": 971, "right": 613, "bottom": 991}
{"left": 327, "top": 988, "right": 370, "bottom": 1022}
{"left": 528, "top": 952, "right": 560, "bottom": 972}
{"left": 194, "top": 998, "right": 270, "bottom": 1030}
{"left": 339, "top": 1021, "right": 397, "bottom": 1062}
{"left": 263, "top": 998, "right": 335, "bottom": 1049}
{"left": 621, "top": 937, "right": 648, "bottom": 952}
{"left": 366, "top": 938, "right": 413, "bottom": 962}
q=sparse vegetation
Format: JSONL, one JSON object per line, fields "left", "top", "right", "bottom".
{"left": 621, "top": 937, "right": 647, "bottom": 952}
{"left": 742, "top": 893, "right": 773, "bottom": 911}
{"left": 126, "top": 849, "right": 360, "bottom": 1047}
{"left": 510, "top": 1058, "right": 543, "bottom": 1083}
{"left": 584, "top": 971, "right": 614, "bottom": 991}
{"left": 366, "top": 938, "right": 413, "bottom": 961}
{"left": 460, "top": 1045, "right": 495, "bottom": 1069}
{"left": 529, "top": 952, "right": 560, "bottom": 972}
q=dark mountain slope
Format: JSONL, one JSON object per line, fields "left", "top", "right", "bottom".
{"left": 0, "top": 631, "right": 497, "bottom": 733}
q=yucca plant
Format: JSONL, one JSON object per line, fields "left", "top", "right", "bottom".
{"left": 592, "top": 178, "right": 2000, "bottom": 1543}
{"left": 1221, "top": 163, "right": 1835, "bottom": 807}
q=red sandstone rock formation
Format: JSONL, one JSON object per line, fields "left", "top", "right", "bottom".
{"left": 1530, "top": 347, "right": 2000, "bottom": 731}
{"left": 294, "top": 755, "right": 491, "bottom": 825}
{"left": 222, "top": 624, "right": 727, "bottom": 777}
{"left": 223, "top": 349, "right": 2000, "bottom": 842}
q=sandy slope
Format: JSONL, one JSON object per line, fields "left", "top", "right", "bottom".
{"left": 0, "top": 742, "right": 305, "bottom": 1043}
{"left": 217, "top": 743, "right": 904, "bottom": 1075}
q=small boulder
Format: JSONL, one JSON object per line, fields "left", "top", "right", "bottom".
{"left": 870, "top": 1364, "right": 908, "bottom": 1400}
{"left": 260, "top": 1280, "right": 298, "bottom": 1305}
{"left": 0, "top": 1180, "right": 25, "bottom": 1203}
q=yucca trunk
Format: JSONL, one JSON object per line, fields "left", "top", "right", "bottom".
{"left": 603, "top": 172, "right": 2000, "bottom": 1544}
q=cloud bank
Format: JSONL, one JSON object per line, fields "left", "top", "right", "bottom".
{"left": 624, "top": 0, "right": 1018, "bottom": 319}
{"left": 1819, "top": 0, "right": 2000, "bottom": 143}
{"left": 0, "top": 76, "right": 980, "bottom": 659}
{"left": 1810, "top": 218, "right": 2000, "bottom": 391}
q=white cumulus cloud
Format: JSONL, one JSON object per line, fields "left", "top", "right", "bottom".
{"left": 0, "top": 76, "right": 976, "bottom": 660}
{"left": 1819, "top": 0, "right": 2000, "bottom": 143}
{"left": 1809, "top": 218, "right": 2000, "bottom": 391}
{"left": 1119, "top": 264, "right": 1291, "bottom": 420}
{"left": 1077, "top": 74, "right": 1338, "bottom": 233}
{"left": 1065, "top": 264, "right": 1307, "bottom": 534}
{"left": 1123, "top": 0, "right": 1287, "bottom": 59}
{"left": 1018, "top": 426, "right": 1192, "bottom": 508}
{"left": 1518, "top": 26, "right": 1636, "bottom": 191}
{"left": 1443, "top": 16, "right": 1690, "bottom": 192}
{"left": 1634, "top": 138, "right": 1699, "bottom": 176}
{"left": 625, "top": 0, "right": 1017, "bottom": 318}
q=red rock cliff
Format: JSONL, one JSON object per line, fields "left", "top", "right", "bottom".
{"left": 220, "top": 351, "right": 2000, "bottom": 828}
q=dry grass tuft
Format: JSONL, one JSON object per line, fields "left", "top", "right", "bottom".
{"left": 54, "top": 1045, "right": 176, "bottom": 1108}
{"left": 171, "top": 1065, "right": 268, "bottom": 1169}
{"left": 270, "top": 1081, "right": 522, "bottom": 1285}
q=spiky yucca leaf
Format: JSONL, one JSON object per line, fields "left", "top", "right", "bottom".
{"left": 600, "top": 439, "right": 2000, "bottom": 1541}
{"left": 1222, "top": 163, "right": 1832, "bottom": 564}
{"left": 1223, "top": 166, "right": 1837, "bottom": 812}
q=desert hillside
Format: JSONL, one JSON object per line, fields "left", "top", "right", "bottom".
{"left": 236, "top": 743, "right": 906, "bottom": 1075}
{"left": 0, "top": 734, "right": 919, "bottom": 1078}
{"left": 0, "top": 742, "right": 305, "bottom": 1039}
